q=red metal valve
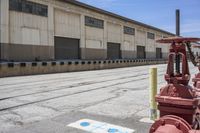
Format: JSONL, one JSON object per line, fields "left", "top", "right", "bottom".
{"left": 149, "top": 37, "right": 200, "bottom": 133}
{"left": 150, "top": 115, "right": 192, "bottom": 133}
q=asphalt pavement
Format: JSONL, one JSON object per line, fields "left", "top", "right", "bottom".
{"left": 0, "top": 63, "right": 198, "bottom": 133}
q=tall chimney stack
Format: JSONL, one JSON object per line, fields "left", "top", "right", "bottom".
{"left": 175, "top": 9, "right": 180, "bottom": 73}
{"left": 176, "top": 9, "right": 180, "bottom": 36}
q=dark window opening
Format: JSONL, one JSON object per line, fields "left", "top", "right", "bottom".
{"left": 124, "top": 26, "right": 135, "bottom": 35}
{"left": 85, "top": 16, "right": 104, "bottom": 29}
{"left": 9, "top": 0, "right": 48, "bottom": 17}
{"left": 22, "top": 1, "right": 33, "bottom": 14}
{"left": 9, "top": 0, "right": 22, "bottom": 11}
{"left": 147, "top": 32, "right": 155, "bottom": 39}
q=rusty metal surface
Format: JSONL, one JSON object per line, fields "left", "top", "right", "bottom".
{"left": 165, "top": 43, "right": 190, "bottom": 85}
{"left": 150, "top": 115, "right": 192, "bottom": 133}
{"left": 150, "top": 36, "right": 200, "bottom": 133}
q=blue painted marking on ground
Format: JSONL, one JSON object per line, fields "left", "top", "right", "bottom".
{"left": 80, "top": 122, "right": 90, "bottom": 127}
{"left": 108, "top": 128, "right": 130, "bottom": 133}
{"left": 108, "top": 128, "right": 119, "bottom": 133}
{"left": 69, "top": 119, "right": 133, "bottom": 133}
{"left": 91, "top": 123, "right": 107, "bottom": 131}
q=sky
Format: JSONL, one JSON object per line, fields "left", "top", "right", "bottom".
{"left": 78, "top": 0, "right": 200, "bottom": 37}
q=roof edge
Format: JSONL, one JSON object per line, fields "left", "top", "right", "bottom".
{"left": 60, "top": 0, "right": 175, "bottom": 36}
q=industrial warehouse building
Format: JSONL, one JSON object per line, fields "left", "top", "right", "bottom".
{"left": 0, "top": 0, "right": 175, "bottom": 62}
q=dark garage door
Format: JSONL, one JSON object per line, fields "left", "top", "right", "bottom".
{"left": 55, "top": 37, "right": 80, "bottom": 60}
{"left": 156, "top": 48, "right": 162, "bottom": 59}
{"left": 137, "top": 45, "right": 146, "bottom": 59}
{"left": 107, "top": 43, "right": 121, "bottom": 59}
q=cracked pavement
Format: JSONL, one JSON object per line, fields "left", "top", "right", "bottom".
{"left": 0, "top": 63, "right": 198, "bottom": 133}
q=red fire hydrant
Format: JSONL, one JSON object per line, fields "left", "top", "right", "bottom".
{"left": 149, "top": 37, "right": 200, "bottom": 133}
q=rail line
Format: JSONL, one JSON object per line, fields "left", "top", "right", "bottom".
{"left": 0, "top": 75, "right": 153, "bottom": 112}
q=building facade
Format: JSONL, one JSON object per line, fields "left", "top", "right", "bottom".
{"left": 0, "top": 0, "right": 174, "bottom": 62}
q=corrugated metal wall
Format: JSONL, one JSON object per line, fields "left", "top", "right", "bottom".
{"left": 107, "top": 42, "right": 121, "bottom": 59}
{"left": 54, "top": 37, "right": 80, "bottom": 60}
{"left": 137, "top": 45, "right": 146, "bottom": 59}
{"left": 156, "top": 48, "right": 162, "bottom": 59}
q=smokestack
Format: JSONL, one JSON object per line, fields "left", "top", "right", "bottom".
{"left": 175, "top": 9, "right": 180, "bottom": 74}
{"left": 176, "top": 9, "right": 180, "bottom": 36}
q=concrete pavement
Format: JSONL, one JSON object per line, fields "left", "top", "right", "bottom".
{"left": 0, "top": 63, "right": 198, "bottom": 133}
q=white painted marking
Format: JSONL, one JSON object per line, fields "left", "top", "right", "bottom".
{"left": 139, "top": 118, "right": 154, "bottom": 124}
{"left": 68, "top": 119, "right": 135, "bottom": 133}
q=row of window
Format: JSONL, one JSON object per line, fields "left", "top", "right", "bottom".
{"left": 85, "top": 16, "right": 157, "bottom": 39}
{"left": 85, "top": 16, "right": 104, "bottom": 29}
{"left": 9, "top": 0, "right": 48, "bottom": 17}
{"left": 124, "top": 26, "right": 135, "bottom": 35}
{"left": 85, "top": 16, "right": 136, "bottom": 36}
{"left": 9, "top": 0, "right": 159, "bottom": 39}
{"left": 147, "top": 32, "right": 155, "bottom": 39}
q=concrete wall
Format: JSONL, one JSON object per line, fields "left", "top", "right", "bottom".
{"left": 0, "top": 0, "right": 9, "bottom": 60}
{"left": 0, "top": 0, "right": 172, "bottom": 62}
{"left": 0, "top": 0, "right": 54, "bottom": 61}
{"left": 136, "top": 29, "right": 146, "bottom": 46}
{"left": 107, "top": 22, "right": 121, "bottom": 44}
{"left": 122, "top": 33, "right": 136, "bottom": 59}
{"left": 8, "top": 10, "right": 53, "bottom": 61}
{"left": 146, "top": 30, "right": 156, "bottom": 58}
{"left": 84, "top": 25, "right": 105, "bottom": 59}
{"left": 0, "top": 59, "right": 167, "bottom": 78}
{"left": 54, "top": 9, "right": 81, "bottom": 39}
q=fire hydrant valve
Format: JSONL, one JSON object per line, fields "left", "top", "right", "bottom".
{"left": 149, "top": 37, "right": 200, "bottom": 133}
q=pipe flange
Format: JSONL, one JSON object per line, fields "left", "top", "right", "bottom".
{"left": 150, "top": 115, "right": 192, "bottom": 133}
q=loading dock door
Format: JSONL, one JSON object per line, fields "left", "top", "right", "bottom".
{"left": 55, "top": 37, "right": 80, "bottom": 60}
{"left": 137, "top": 46, "right": 146, "bottom": 59}
{"left": 156, "top": 48, "right": 162, "bottom": 59}
{"left": 107, "top": 43, "right": 121, "bottom": 59}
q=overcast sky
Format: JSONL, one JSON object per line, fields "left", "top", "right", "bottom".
{"left": 79, "top": 0, "right": 200, "bottom": 37}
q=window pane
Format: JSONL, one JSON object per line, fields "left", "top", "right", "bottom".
{"left": 9, "top": 0, "right": 22, "bottom": 11}
{"left": 124, "top": 26, "right": 135, "bottom": 35}
{"left": 22, "top": 1, "right": 33, "bottom": 14}
{"left": 9, "top": 0, "right": 48, "bottom": 17}
{"left": 85, "top": 16, "right": 104, "bottom": 29}
{"left": 147, "top": 32, "right": 155, "bottom": 39}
